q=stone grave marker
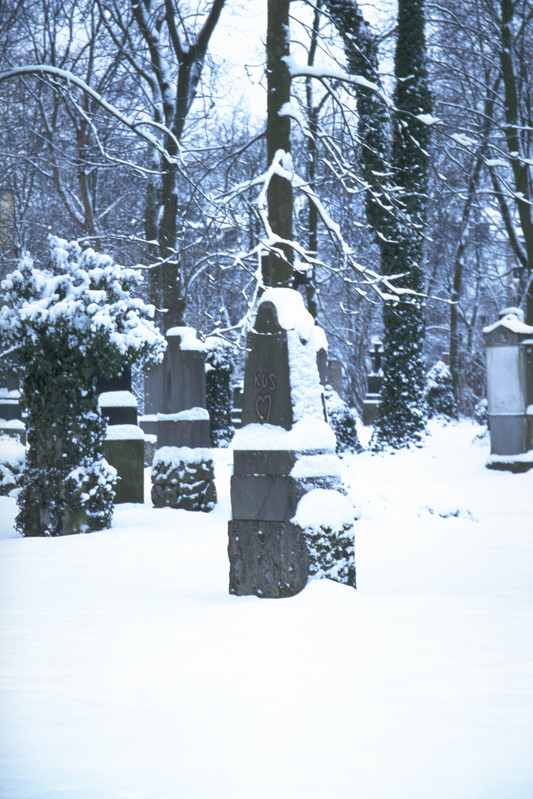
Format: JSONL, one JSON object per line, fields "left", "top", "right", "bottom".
{"left": 141, "top": 328, "right": 210, "bottom": 448}
{"left": 228, "top": 288, "right": 356, "bottom": 598}
{"left": 97, "top": 369, "right": 145, "bottom": 503}
{"left": 362, "top": 340, "right": 383, "bottom": 425}
{"left": 483, "top": 307, "right": 533, "bottom": 470}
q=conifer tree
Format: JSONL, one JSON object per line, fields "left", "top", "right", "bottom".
{"left": 325, "top": 0, "right": 432, "bottom": 446}
{"left": 374, "top": 0, "right": 431, "bottom": 447}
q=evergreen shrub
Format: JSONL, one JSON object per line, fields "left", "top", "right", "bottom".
{"left": 0, "top": 237, "right": 165, "bottom": 536}
{"left": 205, "top": 336, "right": 236, "bottom": 447}
{"left": 425, "top": 360, "right": 458, "bottom": 420}
{"left": 324, "top": 385, "right": 363, "bottom": 453}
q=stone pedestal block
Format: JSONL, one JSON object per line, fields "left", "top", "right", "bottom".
{"left": 228, "top": 520, "right": 309, "bottom": 597}
{"left": 0, "top": 390, "right": 22, "bottom": 421}
{"left": 104, "top": 425, "right": 144, "bottom": 504}
{"left": 157, "top": 415, "right": 210, "bottom": 448}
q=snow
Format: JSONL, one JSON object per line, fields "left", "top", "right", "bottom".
{"left": 105, "top": 424, "right": 145, "bottom": 441}
{"left": 258, "top": 288, "right": 315, "bottom": 342}
{"left": 153, "top": 446, "right": 213, "bottom": 468}
{"left": 1, "top": 420, "right": 533, "bottom": 799}
{"left": 233, "top": 419, "right": 336, "bottom": 451}
{"left": 483, "top": 311, "right": 533, "bottom": 336}
{"left": 166, "top": 326, "right": 206, "bottom": 351}
{"left": 293, "top": 488, "right": 354, "bottom": 528}
{"left": 98, "top": 391, "right": 138, "bottom": 408}
{"left": 157, "top": 407, "right": 209, "bottom": 422}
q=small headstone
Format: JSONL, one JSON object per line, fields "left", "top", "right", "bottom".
{"left": 228, "top": 288, "right": 356, "bottom": 598}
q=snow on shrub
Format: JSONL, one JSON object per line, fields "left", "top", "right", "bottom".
{"left": 425, "top": 360, "right": 457, "bottom": 420}
{"left": 0, "top": 436, "right": 25, "bottom": 496}
{"left": 0, "top": 236, "right": 166, "bottom": 536}
{"left": 324, "top": 385, "right": 363, "bottom": 453}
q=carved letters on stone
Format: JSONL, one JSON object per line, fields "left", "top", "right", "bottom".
{"left": 253, "top": 370, "right": 277, "bottom": 423}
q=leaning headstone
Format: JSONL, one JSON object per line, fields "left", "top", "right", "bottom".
{"left": 228, "top": 288, "right": 356, "bottom": 598}
{"left": 483, "top": 307, "right": 533, "bottom": 471}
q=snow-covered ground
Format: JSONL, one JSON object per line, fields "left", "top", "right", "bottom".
{"left": 1, "top": 420, "right": 532, "bottom": 799}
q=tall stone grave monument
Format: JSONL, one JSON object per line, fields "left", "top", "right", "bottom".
{"left": 228, "top": 288, "right": 356, "bottom": 598}
{"left": 141, "top": 327, "right": 209, "bottom": 448}
{"left": 483, "top": 307, "right": 533, "bottom": 471}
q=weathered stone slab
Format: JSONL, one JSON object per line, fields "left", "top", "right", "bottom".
{"left": 157, "top": 416, "right": 210, "bottom": 448}
{"left": 233, "top": 449, "right": 300, "bottom": 477}
{"left": 228, "top": 520, "right": 310, "bottom": 597}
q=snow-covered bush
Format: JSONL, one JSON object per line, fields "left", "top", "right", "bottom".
{"left": 324, "top": 385, "right": 363, "bottom": 453}
{"left": 0, "top": 436, "right": 25, "bottom": 496}
{"left": 205, "top": 336, "right": 236, "bottom": 447}
{"left": 425, "top": 360, "right": 457, "bottom": 420}
{"left": 151, "top": 446, "right": 217, "bottom": 511}
{"left": 474, "top": 397, "right": 488, "bottom": 426}
{"left": 0, "top": 237, "right": 166, "bottom": 536}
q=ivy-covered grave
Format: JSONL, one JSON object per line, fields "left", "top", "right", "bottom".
{"left": 0, "top": 236, "right": 165, "bottom": 536}
{"left": 151, "top": 446, "right": 217, "bottom": 512}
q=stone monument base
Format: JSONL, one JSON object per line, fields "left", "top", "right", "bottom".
{"left": 228, "top": 520, "right": 310, "bottom": 598}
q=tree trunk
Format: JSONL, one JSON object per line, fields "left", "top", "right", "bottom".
{"left": 267, "top": 0, "right": 293, "bottom": 288}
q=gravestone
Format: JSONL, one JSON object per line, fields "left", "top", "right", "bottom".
{"left": 140, "top": 328, "right": 210, "bottom": 448}
{"left": 483, "top": 308, "right": 533, "bottom": 471}
{"left": 362, "top": 340, "right": 383, "bottom": 425}
{"left": 98, "top": 369, "right": 145, "bottom": 503}
{"left": 228, "top": 288, "right": 356, "bottom": 598}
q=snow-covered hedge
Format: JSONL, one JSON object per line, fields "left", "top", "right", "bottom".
{"left": 0, "top": 237, "right": 166, "bottom": 536}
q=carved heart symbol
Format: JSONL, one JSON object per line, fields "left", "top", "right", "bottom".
{"left": 255, "top": 393, "right": 272, "bottom": 423}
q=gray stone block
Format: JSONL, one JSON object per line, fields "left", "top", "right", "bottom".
{"left": 233, "top": 449, "right": 299, "bottom": 477}
{"left": 103, "top": 435, "right": 144, "bottom": 504}
{"left": 228, "top": 519, "right": 309, "bottom": 597}
{"left": 488, "top": 415, "right": 528, "bottom": 456}
{"left": 230, "top": 474, "right": 304, "bottom": 521}
{"left": 157, "top": 418, "right": 210, "bottom": 448}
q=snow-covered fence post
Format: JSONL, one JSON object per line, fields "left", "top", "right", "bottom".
{"left": 0, "top": 237, "right": 166, "bottom": 536}
{"left": 228, "top": 289, "right": 356, "bottom": 597}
